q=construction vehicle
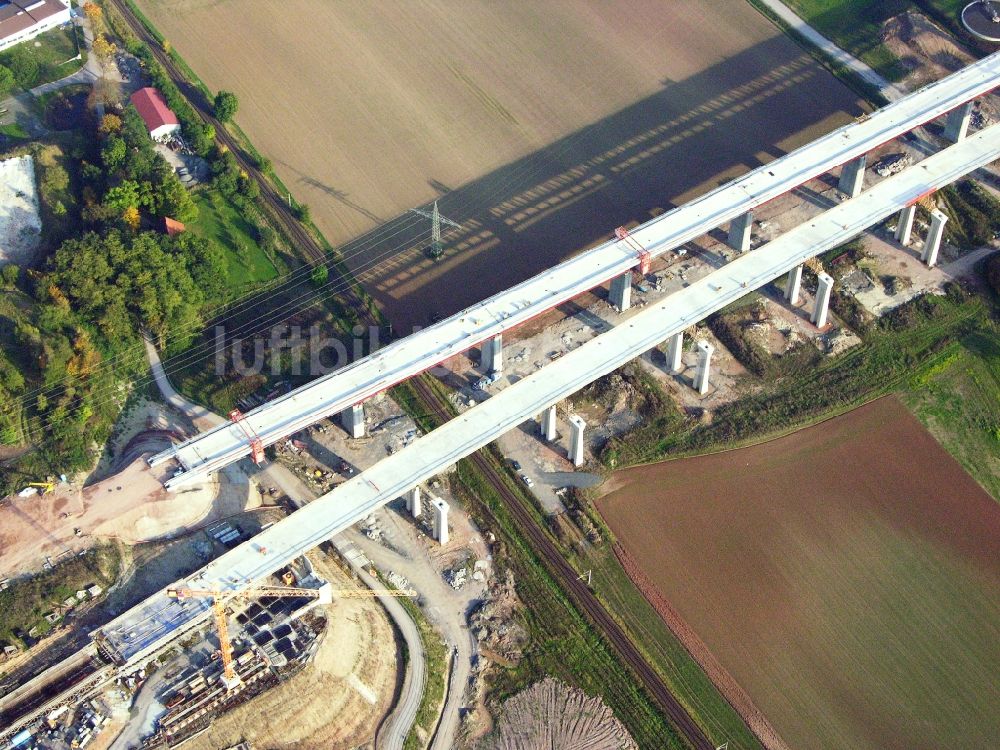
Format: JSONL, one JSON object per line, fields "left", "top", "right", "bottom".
{"left": 26, "top": 481, "right": 55, "bottom": 495}
{"left": 167, "top": 581, "right": 416, "bottom": 689}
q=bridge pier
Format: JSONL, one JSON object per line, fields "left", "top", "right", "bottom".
{"left": 812, "top": 272, "right": 834, "bottom": 327}
{"left": 694, "top": 340, "right": 713, "bottom": 395}
{"left": 540, "top": 404, "right": 558, "bottom": 442}
{"left": 430, "top": 496, "right": 449, "bottom": 545}
{"left": 482, "top": 334, "right": 503, "bottom": 375}
{"left": 838, "top": 155, "right": 867, "bottom": 198}
{"left": 609, "top": 271, "right": 632, "bottom": 311}
{"left": 895, "top": 204, "right": 916, "bottom": 246}
{"left": 568, "top": 415, "right": 586, "bottom": 467}
{"left": 944, "top": 101, "right": 974, "bottom": 143}
{"left": 727, "top": 210, "right": 753, "bottom": 253}
{"left": 341, "top": 403, "right": 365, "bottom": 439}
{"left": 785, "top": 264, "right": 803, "bottom": 305}
{"left": 406, "top": 487, "right": 422, "bottom": 517}
{"left": 922, "top": 209, "right": 949, "bottom": 267}
{"left": 666, "top": 331, "right": 684, "bottom": 373}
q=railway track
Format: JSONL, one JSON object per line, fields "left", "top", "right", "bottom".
{"left": 109, "top": 0, "right": 372, "bottom": 306}
{"left": 107, "top": 7, "right": 713, "bottom": 747}
{"left": 408, "top": 376, "right": 714, "bottom": 750}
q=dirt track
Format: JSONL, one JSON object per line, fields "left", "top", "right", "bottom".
{"left": 133, "top": 0, "right": 863, "bottom": 330}
{"left": 409, "top": 374, "right": 715, "bottom": 750}
{"left": 597, "top": 397, "right": 1000, "bottom": 750}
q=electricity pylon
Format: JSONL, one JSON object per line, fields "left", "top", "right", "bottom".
{"left": 409, "top": 201, "right": 462, "bottom": 259}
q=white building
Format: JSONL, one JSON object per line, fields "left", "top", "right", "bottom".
{"left": 0, "top": 0, "right": 71, "bottom": 53}
{"left": 130, "top": 87, "right": 181, "bottom": 142}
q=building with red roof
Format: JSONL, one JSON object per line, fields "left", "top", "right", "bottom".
{"left": 0, "top": 0, "right": 70, "bottom": 53}
{"left": 163, "top": 217, "right": 185, "bottom": 237}
{"left": 130, "top": 87, "right": 181, "bottom": 142}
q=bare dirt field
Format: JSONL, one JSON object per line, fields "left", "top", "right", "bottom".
{"left": 134, "top": 0, "right": 862, "bottom": 329}
{"left": 596, "top": 397, "right": 1000, "bottom": 750}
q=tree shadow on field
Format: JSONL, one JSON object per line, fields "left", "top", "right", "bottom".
{"left": 327, "top": 34, "right": 864, "bottom": 332}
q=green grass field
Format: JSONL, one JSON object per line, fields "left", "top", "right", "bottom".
{"left": 778, "top": 0, "right": 985, "bottom": 84}
{"left": 189, "top": 189, "right": 277, "bottom": 290}
{"left": 0, "top": 24, "right": 83, "bottom": 92}
{"left": 903, "top": 324, "right": 1000, "bottom": 500}
{"left": 0, "top": 122, "right": 28, "bottom": 138}
{"left": 779, "top": 0, "right": 911, "bottom": 81}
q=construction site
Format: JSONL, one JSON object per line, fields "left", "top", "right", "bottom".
{"left": 1, "top": 3, "right": 999, "bottom": 748}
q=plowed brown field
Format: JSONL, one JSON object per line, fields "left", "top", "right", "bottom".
{"left": 597, "top": 397, "right": 1000, "bottom": 750}
{"left": 134, "top": 0, "right": 862, "bottom": 328}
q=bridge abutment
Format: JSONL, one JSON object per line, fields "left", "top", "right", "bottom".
{"left": 812, "top": 272, "right": 834, "bottom": 327}
{"left": 694, "top": 340, "right": 714, "bottom": 396}
{"left": 667, "top": 331, "right": 684, "bottom": 373}
{"left": 727, "top": 211, "right": 753, "bottom": 253}
{"left": 838, "top": 155, "right": 867, "bottom": 198}
{"left": 944, "top": 101, "right": 974, "bottom": 142}
{"left": 923, "top": 209, "right": 949, "bottom": 267}
{"left": 540, "top": 404, "right": 558, "bottom": 442}
{"left": 609, "top": 271, "right": 632, "bottom": 311}
{"left": 482, "top": 334, "right": 503, "bottom": 375}
{"left": 406, "top": 486, "right": 422, "bottom": 517}
{"left": 341, "top": 403, "right": 365, "bottom": 439}
{"left": 431, "top": 496, "right": 449, "bottom": 544}
{"left": 785, "top": 264, "right": 803, "bottom": 305}
{"left": 896, "top": 204, "right": 917, "bottom": 246}
{"left": 568, "top": 415, "right": 586, "bottom": 466}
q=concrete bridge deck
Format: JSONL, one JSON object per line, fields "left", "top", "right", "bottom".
{"left": 151, "top": 52, "right": 1000, "bottom": 489}
{"left": 101, "top": 122, "right": 1000, "bottom": 668}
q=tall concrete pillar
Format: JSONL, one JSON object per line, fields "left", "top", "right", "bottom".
{"left": 812, "top": 273, "right": 834, "bottom": 328}
{"left": 694, "top": 340, "right": 714, "bottom": 396}
{"left": 666, "top": 331, "right": 684, "bottom": 374}
{"left": 406, "top": 487, "right": 421, "bottom": 518}
{"left": 727, "top": 211, "right": 753, "bottom": 253}
{"left": 922, "top": 209, "right": 948, "bottom": 268}
{"left": 568, "top": 415, "right": 586, "bottom": 467}
{"left": 430, "top": 497, "right": 449, "bottom": 545}
{"left": 482, "top": 334, "right": 503, "bottom": 375}
{"left": 341, "top": 402, "right": 365, "bottom": 439}
{"left": 784, "top": 264, "right": 803, "bottom": 305}
{"left": 838, "top": 155, "right": 866, "bottom": 198}
{"left": 944, "top": 101, "right": 973, "bottom": 143}
{"left": 540, "top": 405, "right": 557, "bottom": 442}
{"left": 609, "top": 271, "right": 632, "bottom": 311}
{"left": 895, "top": 204, "right": 916, "bottom": 246}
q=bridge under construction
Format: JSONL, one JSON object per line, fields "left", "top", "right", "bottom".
{"left": 3, "top": 53, "right": 999, "bottom": 746}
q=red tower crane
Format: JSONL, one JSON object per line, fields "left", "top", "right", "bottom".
{"left": 228, "top": 408, "right": 265, "bottom": 465}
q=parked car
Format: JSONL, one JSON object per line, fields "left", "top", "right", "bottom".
{"left": 509, "top": 459, "right": 521, "bottom": 471}
{"left": 520, "top": 474, "right": 534, "bottom": 488}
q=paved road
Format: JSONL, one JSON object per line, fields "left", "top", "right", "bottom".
{"left": 144, "top": 337, "right": 226, "bottom": 430}
{"left": 755, "top": 0, "right": 908, "bottom": 102}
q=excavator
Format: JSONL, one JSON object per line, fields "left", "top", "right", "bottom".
{"left": 168, "top": 576, "right": 415, "bottom": 688}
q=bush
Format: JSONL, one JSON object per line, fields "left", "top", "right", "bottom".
{"left": 986, "top": 253, "right": 1000, "bottom": 298}
{"left": 0, "top": 64, "right": 14, "bottom": 98}
{"left": 213, "top": 90, "right": 239, "bottom": 123}
{"left": 1, "top": 263, "right": 19, "bottom": 289}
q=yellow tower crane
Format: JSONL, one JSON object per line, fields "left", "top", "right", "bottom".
{"left": 167, "top": 582, "right": 415, "bottom": 688}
